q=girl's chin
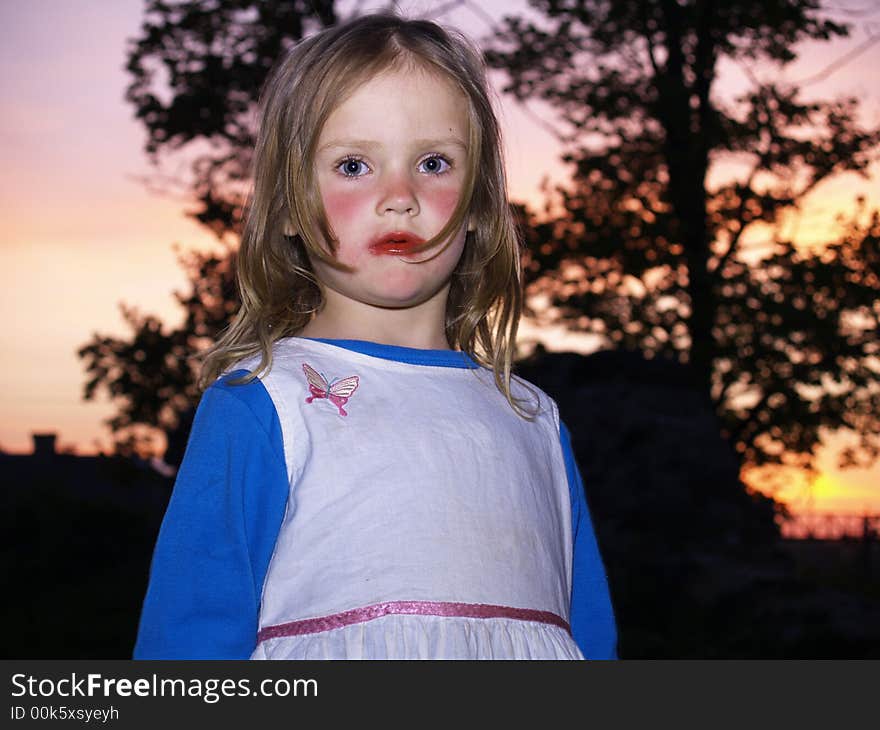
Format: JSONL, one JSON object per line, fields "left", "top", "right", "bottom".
{"left": 317, "top": 261, "right": 456, "bottom": 310}
{"left": 364, "top": 290, "right": 441, "bottom": 310}
{"left": 363, "top": 273, "right": 449, "bottom": 304}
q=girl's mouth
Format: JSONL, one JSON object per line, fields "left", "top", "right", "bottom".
{"left": 368, "top": 231, "right": 426, "bottom": 256}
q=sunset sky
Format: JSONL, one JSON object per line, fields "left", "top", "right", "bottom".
{"left": 2, "top": 0, "right": 878, "bottom": 517}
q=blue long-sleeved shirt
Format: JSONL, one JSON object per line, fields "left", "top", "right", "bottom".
{"left": 134, "top": 339, "right": 617, "bottom": 659}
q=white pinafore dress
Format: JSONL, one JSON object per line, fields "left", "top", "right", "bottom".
{"left": 240, "top": 338, "right": 584, "bottom": 660}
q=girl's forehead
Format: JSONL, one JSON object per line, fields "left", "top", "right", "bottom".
{"left": 342, "top": 65, "right": 464, "bottom": 107}
{"left": 317, "top": 67, "right": 470, "bottom": 145}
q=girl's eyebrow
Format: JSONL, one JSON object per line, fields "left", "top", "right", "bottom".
{"left": 318, "top": 137, "right": 468, "bottom": 152}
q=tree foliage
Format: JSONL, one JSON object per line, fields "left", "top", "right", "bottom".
{"left": 78, "top": 247, "right": 237, "bottom": 456}
{"left": 125, "top": 0, "right": 338, "bottom": 235}
{"left": 80, "top": 0, "right": 341, "bottom": 456}
{"left": 490, "top": 0, "right": 880, "bottom": 476}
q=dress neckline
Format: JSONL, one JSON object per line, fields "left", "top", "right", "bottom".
{"left": 300, "top": 337, "right": 479, "bottom": 369}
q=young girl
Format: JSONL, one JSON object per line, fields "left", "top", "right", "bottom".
{"left": 134, "top": 12, "right": 617, "bottom": 660}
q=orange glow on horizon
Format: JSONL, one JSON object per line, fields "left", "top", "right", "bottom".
{"left": 743, "top": 463, "right": 880, "bottom": 518}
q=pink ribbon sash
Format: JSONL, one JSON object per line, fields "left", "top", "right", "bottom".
{"left": 257, "top": 600, "right": 571, "bottom": 643}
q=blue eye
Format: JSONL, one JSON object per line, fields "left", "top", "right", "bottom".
{"left": 419, "top": 155, "right": 452, "bottom": 175}
{"left": 337, "top": 157, "right": 370, "bottom": 177}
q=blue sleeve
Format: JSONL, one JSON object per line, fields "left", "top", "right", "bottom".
{"left": 133, "top": 371, "right": 289, "bottom": 659}
{"left": 560, "top": 420, "right": 618, "bottom": 660}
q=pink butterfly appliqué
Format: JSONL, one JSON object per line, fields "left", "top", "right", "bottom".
{"left": 302, "top": 363, "right": 360, "bottom": 416}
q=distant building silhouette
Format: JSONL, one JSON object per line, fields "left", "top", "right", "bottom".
{"left": 31, "top": 433, "right": 57, "bottom": 459}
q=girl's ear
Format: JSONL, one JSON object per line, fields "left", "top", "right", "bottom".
{"left": 467, "top": 215, "right": 476, "bottom": 232}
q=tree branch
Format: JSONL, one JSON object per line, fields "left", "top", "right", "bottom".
{"left": 710, "top": 166, "right": 759, "bottom": 274}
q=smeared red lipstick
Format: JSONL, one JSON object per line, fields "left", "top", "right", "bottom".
{"left": 368, "top": 231, "right": 426, "bottom": 256}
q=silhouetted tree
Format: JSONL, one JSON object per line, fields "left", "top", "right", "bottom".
{"left": 79, "top": 1, "right": 342, "bottom": 457}
{"left": 487, "top": 0, "right": 880, "bottom": 478}
{"left": 78, "top": 247, "right": 236, "bottom": 458}
{"left": 126, "top": 0, "right": 339, "bottom": 235}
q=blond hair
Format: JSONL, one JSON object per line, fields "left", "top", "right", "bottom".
{"left": 199, "top": 12, "right": 530, "bottom": 415}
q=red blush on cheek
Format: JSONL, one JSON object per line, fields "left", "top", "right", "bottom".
{"left": 430, "top": 187, "right": 461, "bottom": 217}
{"left": 322, "top": 188, "right": 370, "bottom": 223}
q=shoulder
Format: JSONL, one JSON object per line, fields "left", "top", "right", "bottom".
{"left": 220, "top": 337, "right": 313, "bottom": 374}
{"left": 201, "top": 368, "right": 278, "bottom": 435}
{"left": 222, "top": 338, "right": 323, "bottom": 388}
{"left": 508, "top": 371, "right": 561, "bottom": 433}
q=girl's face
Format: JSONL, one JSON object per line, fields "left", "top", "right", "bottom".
{"left": 310, "top": 64, "right": 471, "bottom": 313}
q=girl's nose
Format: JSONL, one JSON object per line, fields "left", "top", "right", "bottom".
{"left": 377, "top": 172, "right": 420, "bottom": 217}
